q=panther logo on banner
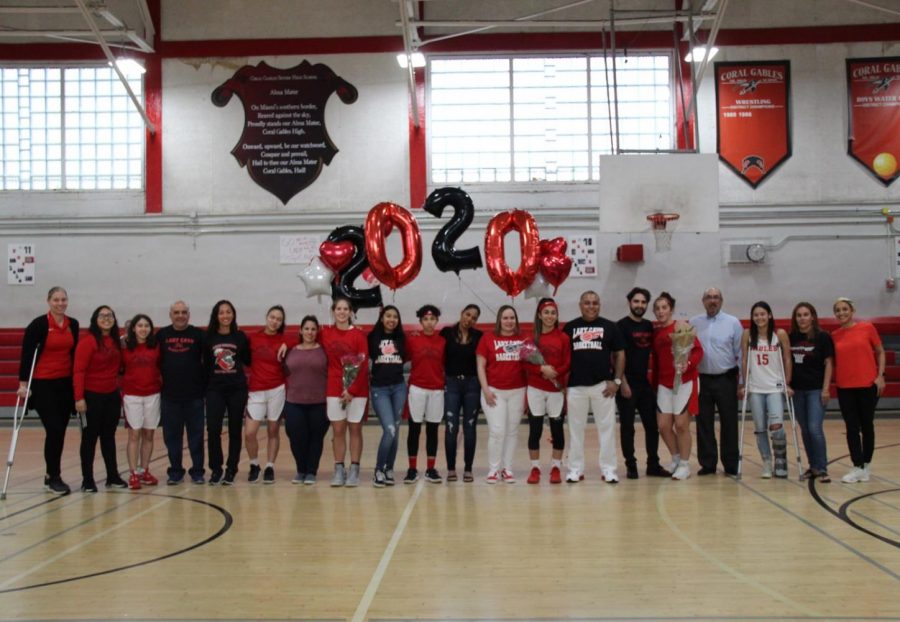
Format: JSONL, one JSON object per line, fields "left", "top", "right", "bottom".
{"left": 212, "top": 61, "right": 358, "bottom": 204}
{"left": 847, "top": 57, "right": 900, "bottom": 187}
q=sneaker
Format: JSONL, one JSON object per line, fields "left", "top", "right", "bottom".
{"left": 842, "top": 466, "right": 868, "bottom": 483}
{"left": 761, "top": 459, "right": 773, "bottom": 479}
{"left": 425, "top": 468, "right": 442, "bottom": 484}
{"left": 45, "top": 477, "right": 71, "bottom": 495}
{"left": 863, "top": 463, "right": 871, "bottom": 482}
{"left": 263, "top": 466, "right": 275, "bottom": 484}
{"left": 106, "top": 475, "right": 128, "bottom": 489}
{"left": 527, "top": 466, "right": 541, "bottom": 484}
{"left": 128, "top": 472, "right": 142, "bottom": 490}
{"left": 626, "top": 464, "right": 639, "bottom": 480}
{"left": 602, "top": 469, "right": 619, "bottom": 484}
{"left": 646, "top": 464, "right": 672, "bottom": 477}
{"left": 565, "top": 470, "right": 582, "bottom": 483}
{"left": 665, "top": 460, "right": 679, "bottom": 473}
{"left": 697, "top": 466, "right": 717, "bottom": 476}
{"left": 384, "top": 469, "right": 395, "bottom": 486}
{"left": 222, "top": 470, "right": 236, "bottom": 486}
{"left": 403, "top": 468, "right": 419, "bottom": 484}
{"left": 81, "top": 479, "right": 98, "bottom": 493}
{"left": 304, "top": 473, "right": 316, "bottom": 485}
{"left": 209, "top": 471, "right": 223, "bottom": 485}
{"left": 486, "top": 471, "right": 500, "bottom": 484}
{"left": 190, "top": 473, "right": 205, "bottom": 485}
{"left": 292, "top": 472, "right": 305, "bottom": 485}
{"left": 345, "top": 464, "right": 360, "bottom": 488}
{"left": 500, "top": 469, "right": 515, "bottom": 483}
{"left": 166, "top": 472, "right": 184, "bottom": 486}
{"left": 672, "top": 463, "right": 691, "bottom": 480}
{"left": 549, "top": 466, "right": 562, "bottom": 484}
{"left": 373, "top": 469, "right": 387, "bottom": 488}
{"left": 140, "top": 471, "right": 159, "bottom": 486}
{"left": 248, "top": 464, "right": 261, "bottom": 483}
{"left": 330, "top": 464, "right": 346, "bottom": 487}
{"left": 774, "top": 467, "right": 788, "bottom": 479}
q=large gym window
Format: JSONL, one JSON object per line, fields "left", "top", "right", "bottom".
{"left": 429, "top": 54, "right": 673, "bottom": 184}
{"left": 0, "top": 65, "right": 144, "bottom": 191}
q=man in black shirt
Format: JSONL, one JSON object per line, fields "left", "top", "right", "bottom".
{"left": 563, "top": 291, "right": 625, "bottom": 484}
{"left": 616, "top": 287, "right": 670, "bottom": 479}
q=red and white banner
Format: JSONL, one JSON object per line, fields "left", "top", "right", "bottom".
{"left": 715, "top": 61, "right": 791, "bottom": 188}
{"left": 847, "top": 57, "right": 900, "bottom": 187}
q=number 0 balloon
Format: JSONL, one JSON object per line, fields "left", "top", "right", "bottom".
{"left": 484, "top": 209, "right": 541, "bottom": 298}
{"left": 364, "top": 202, "right": 422, "bottom": 290}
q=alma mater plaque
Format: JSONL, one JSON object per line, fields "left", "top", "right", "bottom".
{"left": 212, "top": 61, "right": 358, "bottom": 204}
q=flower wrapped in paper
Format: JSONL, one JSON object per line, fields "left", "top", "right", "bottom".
{"left": 671, "top": 323, "right": 696, "bottom": 393}
{"left": 519, "top": 340, "right": 560, "bottom": 389}
{"left": 340, "top": 353, "right": 366, "bottom": 409}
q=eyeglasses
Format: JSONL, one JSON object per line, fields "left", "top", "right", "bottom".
{"left": 97, "top": 313, "right": 115, "bottom": 320}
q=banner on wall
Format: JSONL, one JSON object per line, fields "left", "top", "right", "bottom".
{"left": 847, "top": 57, "right": 900, "bottom": 187}
{"left": 212, "top": 61, "right": 359, "bottom": 204}
{"left": 715, "top": 61, "right": 791, "bottom": 188}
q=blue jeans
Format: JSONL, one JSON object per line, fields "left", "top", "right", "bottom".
{"left": 371, "top": 382, "right": 406, "bottom": 471}
{"left": 749, "top": 392, "right": 784, "bottom": 459}
{"left": 160, "top": 397, "right": 205, "bottom": 478}
{"left": 444, "top": 375, "right": 481, "bottom": 471}
{"left": 792, "top": 389, "right": 828, "bottom": 472}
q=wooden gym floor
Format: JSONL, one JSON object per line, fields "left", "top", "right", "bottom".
{"left": 0, "top": 418, "right": 897, "bottom": 622}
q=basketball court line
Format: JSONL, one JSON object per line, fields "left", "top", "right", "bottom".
{"left": 370, "top": 615, "right": 900, "bottom": 621}
{"left": 0, "top": 493, "right": 87, "bottom": 533}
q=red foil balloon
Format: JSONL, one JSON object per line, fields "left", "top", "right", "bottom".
{"left": 484, "top": 210, "right": 541, "bottom": 298}
{"left": 539, "top": 237, "right": 573, "bottom": 295}
{"left": 319, "top": 240, "right": 355, "bottom": 273}
{"left": 364, "top": 202, "right": 422, "bottom": 290}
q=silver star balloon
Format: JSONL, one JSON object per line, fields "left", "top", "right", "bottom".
{"left": 298, "top": 256, "right": 335, "bottom": 301}
{"left": 523, "top": 271, "right": 553, "bottom": 300}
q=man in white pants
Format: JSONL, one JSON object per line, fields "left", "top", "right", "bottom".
{"left": 563, "top": 291, "right": 625, "bottom": 483}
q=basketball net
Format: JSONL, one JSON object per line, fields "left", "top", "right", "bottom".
{"left": 647, "top": 213, "right": 679, "bottom": 252}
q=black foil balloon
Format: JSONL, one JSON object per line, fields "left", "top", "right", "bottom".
{"left": 422, "top": 187, "right": 483, "bottom": 274}
{"left": 327, "top": 225, "right": 383, "bottom": 310}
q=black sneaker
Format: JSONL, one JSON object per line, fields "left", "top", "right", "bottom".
{"left": 167, "top": 472, "right": 184, "bottom": 486}
{"left": 248, "top": 464, "right": 261, "bottom": 483}
{"left": 424, "top": 468, "right": 442, "bottom": 484}
{"left": 646, "top": 464, "right": 672, "bottom": 478}
{"left": 626, "top": 464, "right": 639, "bottom": 480}
{"left": 403, "top": 468, "right": 418, "bottom": 484}
{"left": 45, "top": 477, "right": 71, "bottom": 495}
{"left": 81, "top": 480, "right": 99, "bottom": 493}
{"left": 222, "top": 470, "right": 236, "bottom": 486}
{"left": 105, "top": 476, "right": 128, "bottom": 489}
{"left": 263, "top": 466, "right": 275, "bottom": 484}
{"left": 209, "top": 471, "right": 223, "bottom": 485}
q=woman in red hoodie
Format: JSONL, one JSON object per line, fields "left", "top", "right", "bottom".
{"left": 74, "top": 305, "right": 126, "bottom": 492}
{"left": 121, "top": 314, "right": 162, "bottom": 490}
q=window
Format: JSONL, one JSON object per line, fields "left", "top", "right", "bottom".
{"left": 0, "top": 65, "right": 144, "bottom": 191}
{"left": 429, "top": 54, "right": 673, "bottom": 184}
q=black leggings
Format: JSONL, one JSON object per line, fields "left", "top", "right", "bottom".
{"left": 80, "top": 390, "right": 121, "bottom": 482}
{"left": 283, "top": 402, "right": 329, "bottom": 475}
{"left": 30, "top": 377, "right": 73, "bottom": 479}
{"left": 527, "top": 414, "right": 565, "bottom": 451}
{"left": 206, "top": 386, "right": 247, "bottom": 474}
{"left": 408, "top": 421, "right": 439, "bottom": 458}
{"left": 837, "top": 385, "right": 878, "bottom": 467}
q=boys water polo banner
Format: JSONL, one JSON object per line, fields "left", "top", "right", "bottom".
{"left": 715, "top": 61, "right": 791, "bottom": 188}
{"left": 847, "top": 57, "right": 900, "bottom": 187}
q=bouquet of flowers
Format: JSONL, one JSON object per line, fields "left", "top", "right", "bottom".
{"left": 671, "top": 322, "right": 696, "bottom": 392}
{"left": 519, "top": 341, "right": 560, "bottom": 389}
{"left": 340, "top": 353, "right": 366, "bottom": 409}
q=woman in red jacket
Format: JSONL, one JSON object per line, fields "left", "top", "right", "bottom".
{"left": 121, "top": 314, "right": 162, "bottom": 490}
{"left": 74, "top": 305, "right": 126, "bottom": 492}
{"left": 525, "top": 298, "right": 570, "bottom": 485}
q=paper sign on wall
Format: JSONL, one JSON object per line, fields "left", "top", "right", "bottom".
{"left": 280, "top": 235, "right": 320, "bottom": 265}
{"left": 568, "top": 235, "right": 597, "bottom": 277}
{"left": 8, "top": 243, "right": 35, "bottom": 285}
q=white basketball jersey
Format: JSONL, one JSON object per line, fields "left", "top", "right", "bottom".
{"left": 748, "top": 333, "right": 783, "bottom": 394}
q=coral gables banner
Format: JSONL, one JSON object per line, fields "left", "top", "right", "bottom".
{"left": 847, "top": 57, "right": 900, "bottom": 187}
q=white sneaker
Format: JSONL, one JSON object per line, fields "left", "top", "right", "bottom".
{"left": 841, "top": 466, "right": 867, "bottom": 483}
{"left": 862, "top": 463, "right": 871, "bottom": 482}
{"left": 761, "top": 459, "right": 773, "bottom": 479}
{"left": 666, "top": 455, "right": 680, "bottom": 473}
{"left": 672, "top": 463, "right": 691, "bottom": 480}
{"left": 565, "top": 470, "right": 582, "bottom": 483}
{"left": 602, "top": 469, "right": 619, "bottom": 484}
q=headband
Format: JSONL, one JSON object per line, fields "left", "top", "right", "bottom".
{"left": 538, "top": 300, "right": 558, "bottom": 313}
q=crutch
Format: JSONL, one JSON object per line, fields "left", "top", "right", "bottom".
{"left": 736, "top": 353, "right": 752, "bottom": 480}
{"left": 774, "top": 345, "right": 803, "bottom": 481}
{"left": 1, "top": 348, "right": 38, "bottom": 500}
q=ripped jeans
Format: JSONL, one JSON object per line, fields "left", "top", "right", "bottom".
{"left": 749, "top": 392, "right": 786, "bottom": 473}
{"left": 372, "top": 382, "right": 407, "bottom": 472}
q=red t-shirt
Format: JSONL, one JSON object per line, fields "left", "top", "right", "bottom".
{"left": 121, "top": 343, "right": 161, "bottom": 396}
{"left": 73, "top": 335, "right": 121, "bottom": 400}
{"left": 249, "top": 331, "right": 287, "bottom": 391}
{"left": 407, "top": 332, "right": 446, "bottom": 390}
{"left": 476, "top": 333, "right": 526, "bottom": 390}
{"left": 525, "top": 328, "right": 571, "bottom": 392}
{"left": 832, "top": 322, "right": 882, "bottom": 388}
{"left": 34, "top": 313, "right": 75, "bottom": 380}
{"left": 320, "top": 325, "right": 369, "bottom": 398}
{"left": 651, "top": 323, "right": 703, "bottom": 389}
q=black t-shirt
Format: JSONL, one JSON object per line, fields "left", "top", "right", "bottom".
{"left": 368, "top": 330, "right": 405, "bottom": 387}
{"left": 441, "top": 325, "right": 483, "bottom": 377}
{"left": 206, "top": 330, "right": 250, "bottom": 391}
{"left": 563, "top": 316, "right": 624, "bottom": 387}
{"left": 789, "top": 330, "right": 834, "bottom": 391}
{"left": 617, "top": 316, "right": 654, "bottom": 383}
{"left": 157, "top": 325, "right": 206, "bottom": 400}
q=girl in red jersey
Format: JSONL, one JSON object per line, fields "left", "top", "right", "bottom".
{"left": 121, "top": 314, "right": 162, "bottom": 490}
{"left": 74, "top": 305, "right": 126, "bottom": 492}
{"left": 404, "top": 305, "right": 446, "bottom": 484}
{"left": 245, "top": 305, "right": 289, "bottom": 484}
{"left": 476, "top": 305, "right": 527, "bottom": 484}
{"left": 651, "top": 293, "right": 703, "bottom": 481}
{"left": 17, "top": 286, "right": 79, "bottom": 495}
{"left": 320, "top": 297, "right": 369, "bottom": 487}
{"left": 832, "top": 297, "right": 885, "bottom": 483}
{"left": 525, "top": 298, "right": 570, "bottom": 485}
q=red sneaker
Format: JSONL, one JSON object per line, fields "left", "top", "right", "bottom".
{"left": 486, "top": 471, "right": 500, "bottom": 484}
{"left": 549, "top": 466, "right": 562, "bottom": 484}
{"left": 527, "top": 467, "right": 541, "bottom": 484}
{"left": 140, "top": 470, "right": 159, "bottom": 486}
{"left": 128, "top": 471, "right": 142, "bottom": 490}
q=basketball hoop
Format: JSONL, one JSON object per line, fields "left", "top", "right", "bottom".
{"left": 647, "top": 213, "right": 680, "bottom": 252}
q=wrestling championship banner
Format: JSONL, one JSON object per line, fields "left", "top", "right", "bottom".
{"left": 847, "top": 57, "right": 900, "bottom": 187}
{"left": 715, "top": 61, "right": 791, "bottom": 188}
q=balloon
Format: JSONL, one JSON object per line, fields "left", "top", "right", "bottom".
{"left": 423, "top": 187, "right": 483, "bottom": 274}
{"left": 298, "top": 257, "right": 335, "bottom": 299}
{"left": 327, "top": 225, "right": 383, "bottom": 310}
{"left": 524, "top": 271, "right": 553, "bottom": 300}
{"left": 319, "top": 240, "right": 354, "bottom": 273}
{"left": 364, "top": 202, "right": 422, "bottom": 290}
{"left": 484, "top": 209, "right": 541, "bottom": 298}
{"left": 539, "top": 237, "right": 573, "bottom": 295}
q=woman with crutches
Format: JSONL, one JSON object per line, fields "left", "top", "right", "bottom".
{"left": 738, "top": 302, "right": 793, "bottom": 479}
{"left": 16, "top": 287, "right": 79, "bottom": 495}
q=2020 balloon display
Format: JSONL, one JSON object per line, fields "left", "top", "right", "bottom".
{"left": 364, "top": 202, "right": 422, "bottom": 290}
{"left": 326, "top": 225, "right": 383, "bottom": 310}
{"left": 422, "top": 187, "right": 483, "bottom": 274}
{"left": 484, "top": 209, "right": 541, "bottom": 298}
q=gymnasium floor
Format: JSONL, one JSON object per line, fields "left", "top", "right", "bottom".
{"left": 0, "top": 418, "right": 897, "bottom": 622}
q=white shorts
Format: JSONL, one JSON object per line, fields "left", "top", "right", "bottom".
{"left": 527, "top": 386, "right": 564, "bottom": 418}
{"left": 123, "top": 393, "right": 161, "bottom": 430}
{"left": 327, "top": 396, "right": 367, "bottom": 423}
{"left": 408, "top": 385, "right": 444, "bottom": 423}
{"left": 246, "top": 385, "right": 286, "bottom": 422}
{"left": 657, "top": 380, "right": 694, "bottom": 415}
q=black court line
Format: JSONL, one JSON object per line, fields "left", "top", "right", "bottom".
{"left": 839, "top": 488, "right": 900, "bottom": 548}
{"left": 0, "top": 492, "right": 233, "bottom": 594}
{"left": 0, "top": 495, "right": 66, "bottom": 523}
{"left": 0, "top": 494, "right": 87, "bottom": 534}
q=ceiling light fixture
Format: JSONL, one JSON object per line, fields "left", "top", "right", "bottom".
{"left": 684, "top": 46, "right": 719, "bottom": 63}
{"left": 396, "top": 52, "right": 426, "bottom": 69}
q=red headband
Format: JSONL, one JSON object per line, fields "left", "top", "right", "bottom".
{"left": 538, "top": 300, "right": 557, "bottom": 313}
